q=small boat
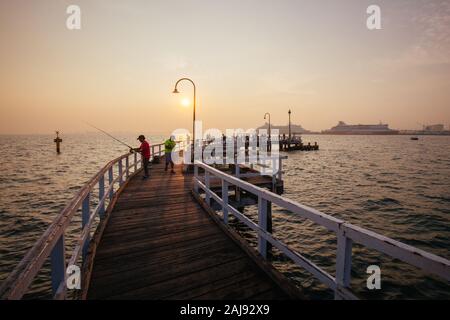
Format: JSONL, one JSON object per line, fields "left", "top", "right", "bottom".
{"left": 411, "top": 137, "right": 419, "bottom": 141}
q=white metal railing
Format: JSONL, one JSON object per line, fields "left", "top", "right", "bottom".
{"left": 185, "top": 138, "right": 286, "bottom": 191}
{"left": 0, "top": 141, "right": 183, "bottom": 300}
{"left": 193, "top": 161, "right": 450, "bottom": 300}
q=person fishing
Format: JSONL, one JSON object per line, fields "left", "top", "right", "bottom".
{"left": 164, "top": 135, "right": 176, "bottom": 173}
{"left": 85, "top": 123, "right": 152, "bottom": 179}
{"left": 131, "top": 135, "right": 151, "bottom": 179}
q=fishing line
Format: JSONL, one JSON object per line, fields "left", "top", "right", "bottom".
{"left": 85, "top": 122, "right": 133, "bottom": 149}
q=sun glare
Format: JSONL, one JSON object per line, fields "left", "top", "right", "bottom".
{"left": 181, "top": 98, "right": 190, "bottom": 107}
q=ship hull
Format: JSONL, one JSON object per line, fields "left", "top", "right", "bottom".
{"left": 322, "top": 131, "right": 399, "bottom": 135}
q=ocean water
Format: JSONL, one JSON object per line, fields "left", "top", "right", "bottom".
{"left": 235, "top": 135, "right": 450, "bottom": 299}
{"left": 0, "top": 133, "right": 165, "bottom": 297}
{"left": 0, "top": 134, "right": 449, "bottom": 299}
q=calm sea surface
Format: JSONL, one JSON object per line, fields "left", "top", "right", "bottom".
{"left": 0, "top": 134, "right": 449, "bottom": 299}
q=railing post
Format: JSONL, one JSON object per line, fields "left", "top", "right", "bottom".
{"left": 118, "top": 159, "right": 123, "bottom": 186}
{"left": 108, "top": 166, "right": 114, "bottom": 201}
{"left": 98, "top": 175, "right": 105, "bottom": 219}
{"left": 234, "top": 159, "right": 241, "bottom": 202}
{"left": 82, "top": 193, "right": 90, "bottom": 260}
{"left": 134, "top": 152, "right": 138, "bottom": 172}
{"left": 222, "top": 180, "right": 229, "bottom": 224}
{"left": 267, "top": 201, "right": 272, "bottom": 254}
{"left": 278, "top": 157, "right": 283, "bottom": 181}
{"left": 205, "top": 170, "right": 211, "bottom": 206}
{"left": 50, "top": 235, "right": 66, "bottom": 297}
{"left": 272, "top": 157, "right": 276, "bottom": 180}
{"left": 125, "top": 155, "right": 129, "bottom": 179}
{"left": 258, "top": 197, "right": 269, "bottom": 259}
{"left": 335, "top": 226, "right": 353, "bottom": 300}
{"left": 194, "top": 164, "right": 199, "bottom": 194}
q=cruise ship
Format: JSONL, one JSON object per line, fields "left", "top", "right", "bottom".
{"left": 322, "top": 121, "right": 399, "bottom": 135}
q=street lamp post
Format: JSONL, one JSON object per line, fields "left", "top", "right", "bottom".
{"left": 264, "top": 112, "right": 271, "bottom": 137}
{"left": 288, "top": 109, "right": 292, "bottom": 141}
{"left": 264, "top": 113, "right": 271, "bottom": 152}
{"left": 172, "top": 78, "right": 196, "bottom": 161}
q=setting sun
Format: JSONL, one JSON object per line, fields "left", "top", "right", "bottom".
{"left": 181, "top": 98, "right": 190, "bottom": 107}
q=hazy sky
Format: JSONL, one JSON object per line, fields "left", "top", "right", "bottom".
{"left": 0, "top": 0, "right": 449, "bottom": 134}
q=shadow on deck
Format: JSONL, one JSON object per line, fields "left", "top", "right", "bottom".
{"left": 86, "top": 161, "right": 295, "bottom": 300}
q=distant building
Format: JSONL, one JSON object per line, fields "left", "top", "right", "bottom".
{"left": 424, "top": 124, "right": 444, "bottom": 132}
{"left": 257, "top": 122, "right": 310, "bottom": 135}
{"left": 322, "top": 121, "right": 399, "bottom": 135}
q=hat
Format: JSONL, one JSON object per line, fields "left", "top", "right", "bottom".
{"left": 137, "top": 135, "right": 145, "bottom": 140}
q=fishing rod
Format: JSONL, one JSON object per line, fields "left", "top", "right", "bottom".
{"left": 85, "top": 122, "right": 134, "bottom": 149}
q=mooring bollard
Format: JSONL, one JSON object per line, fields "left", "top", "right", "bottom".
{"left": 54, "top": 131, "right": 62, "bottom": 154}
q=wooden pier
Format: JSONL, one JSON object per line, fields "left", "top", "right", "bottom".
{"left": 279, "top": 134, "right": 319, "bottom": 152}
{"left": 1, "top": 140, "right": 449, "bottom": 300}
{"left": 85, "top": 162, "right": 296, "bottom": 299}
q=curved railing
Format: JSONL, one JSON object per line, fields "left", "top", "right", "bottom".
{"left": 0, "top": 141, "right": 184, "bottom": 300}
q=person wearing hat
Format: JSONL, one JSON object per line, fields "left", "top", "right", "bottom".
{"left": 131, "top": 135, "right": 151, "bottom": 179}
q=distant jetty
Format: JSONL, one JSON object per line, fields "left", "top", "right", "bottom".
{"left": 258, "top": 122, "right": 310, "bottom": 135}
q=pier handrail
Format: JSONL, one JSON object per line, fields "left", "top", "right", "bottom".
{"left": 193, "top": 161, "right": 450, "bottom": 300}
{"left": 0, "top": 140, "right": 185, "bottom": 300}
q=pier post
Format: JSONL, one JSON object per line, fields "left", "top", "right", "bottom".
{"left": 267, "top": 201, "right": 272, "bottom": 256}
{"left": 98, "top": 175, "right": 105, "bottom": 219}
{"left": 335, "top": 229, "right": 353, "bottom": 299}
{"left": 234, "top": 160, "right": 241, "bottom": 202}
{"left": 50, "top": 235, "right": 66, "bottom": 296}
{"left": 234, "top": 157, "right": 241, "bottom": 202}
{"left": 108, "top": 167, "right": 114, "bottom": 200}
{"left": 235, "top": 161, "right": 240, "bottom": 179}
{"left": 222, "top": 180, "right": 229, "bottom": 224}
{"left": 258, "top": 197, "right": 269, "bottom": 259}
{"left": 288, "top": 109, "right": 292, "bottom": 142}
{"left": 194, "top": 164, "right": 199, "bottom": 194}
{"left": 118, "top": 159, "right": 123, "bottom": 186}
{"left": 278, "top": 157, "right": 283, "bottom": 181}
{"left": 54, "top": 131, "right": 62, "bottom": 154}
{"left": 205, "top": 171, "right": 211, "bottom": 206}
{"left": 271, "top": 157, "right": 277, "bottom": 192}
{"left": 82, "top": 194, "right": 90, "bottom": 260}
{"left": 125, "top": 156, "right": 129, "bottom": 179}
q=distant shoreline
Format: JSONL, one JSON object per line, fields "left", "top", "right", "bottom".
{"left": 301, "top": 132, "right": 450, "bottom": 136}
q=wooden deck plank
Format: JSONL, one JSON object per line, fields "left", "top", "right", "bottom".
{"left": 166, "top": 273, "right": 275, "bottom": 300}
{"left": 87, "top": 161, "right": 292, "bottom": 300}
{"left": 103, "top": 258, "right": 260, "bottom": 300}
{"left": 94, "top": 228, "right": 221, "bottom": 258}
{"left": 92, "top": 237, "right": 232, "bottom": 276}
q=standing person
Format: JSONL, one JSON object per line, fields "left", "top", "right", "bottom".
{"left": 131, "top": 135, "right": 151, "bottom": 179}
{"left": 164, "top": 135, "right": 176, "bottom": 173}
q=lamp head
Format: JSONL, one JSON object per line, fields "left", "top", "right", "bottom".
{"left": 172, "top": 88, "right": 179, "bottom": 94}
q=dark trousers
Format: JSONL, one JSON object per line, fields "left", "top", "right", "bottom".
{"left": 165, "top": 152, "right": 174, "bottom": 169}
{"left": 143, "top": 157, "right": 150, "bottom": 177}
